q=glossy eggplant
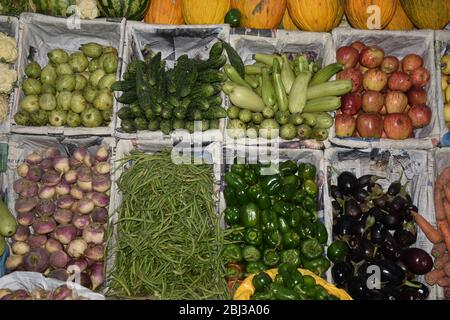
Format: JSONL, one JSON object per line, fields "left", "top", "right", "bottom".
{"left": 350, "top": 220, "right": 365, "bottom": 237}
{"left": 330, "top": 185, "right": 343, "bottom": 200}
{"left": 394, "top": 227, "right": 417, "bottom": 248}
{"left": 331, "top": 261, "right": 354, "bottom": 287}
{"left": 347, "top": 276, "right": 371, "bottom": 300}
{"left": 395, "top": 260, "right": 415, "bottom": 280}
{"left": 401, "top": 248, "right": 433, "bottom": 275}
{"left": 347, "top": 236, "right": 365, "bottom": 263}
{"left": 361, "top": 238, "right": 376, "bottom": 261}
{"left": 373, "top": 194, "right": 390, "bottom": 210}
{"left": 381, "top": 211, "right": 402, "bottom": 231}
{"left": 373, "top": 259, "right": 406, "bottom": 286}
{"left": 353, "top": 188, "right": 370, "bottom": 203}
{"left": 380, "top": 241, "right": 402, "bottom": 261}
{"left": 337, "top": 172, "right": 359, "bottom": 196}
{"left": 367, "top": 207, "right": 384, "bottom": 222}
{"left": 366, "top": 223, "right": 389, "bottom": 245}
{"left": 333, "top": 215, "right": 356, "bottom": 238}
{"left": 398, "top": 281, "right": 429, "bottom": 300}
{"left": 331, "top": 200, "right": 343, "bottom": 217}
{"left": 345, "top": 198, "right": 362, "bottom": 219}
{"left": 387, "top": 181, "right": 401, "bottom": 196}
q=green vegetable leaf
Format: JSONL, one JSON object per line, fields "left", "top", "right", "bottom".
{"left": 222, "top": 41, "right": 245, "bottom": 79}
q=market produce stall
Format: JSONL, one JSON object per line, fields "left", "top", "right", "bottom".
{"left": 0, "top": 0, "right": 449, "bottom": 301}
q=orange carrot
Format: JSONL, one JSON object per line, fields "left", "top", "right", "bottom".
{"left": 431, "top": 242, "right": 447, "bottom": 258}
{"left": 444, "top": 199, "right": 450, "bottom": 225}
{"left": 435, "top": 254, "right": 450, "bottom": 270}
{"left": 425, "top": 269, "right": 446, "bottom": 285}
{"left": 434, "top": 188, "right": 446, "bottom": 221}
{"left": 437, "top": 277, "right": 450, "bottom": 287}
{"left": 412, "top": 212, "right": 443, "bottom": 244}
{"left": 438, "top": 221, "right": 450, "bottom": 254}
{"left": 439, "top": 167, "right": 450, "bottom": 183}
{"left": 445, "top": 184, "right": 450, "bottom": 203}
{"left": 445, "top": 262, "right": 450, "bottom": 277}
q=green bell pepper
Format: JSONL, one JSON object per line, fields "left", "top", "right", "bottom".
{"left": 244, "top": 227, "right": 262, "bottom": 246}
{"left": 260, "top": 210, "right": 278, "bottom": 232}
{"left": 282, "top": 231, "right": 300, "bottom": 249}
{"left": 313, "top": 285, "right": 330, "bottom": 300}
{"left": 248, "top": 185, "right": 263, "bottom": 202}
{"left": 261, "top": 175, "right": 283, "bottom": 195}
{"left": 280, "top": 249, "right": 301, "bottom": 268}
{"left": 223, "top": 244, "right": 242, "bottom": 263}
{"left": 256, "top": 193, "right": 271, "bottom": 210}
{"left": 240, "top": 202, "right": 260, "bottom": 227}
{"left": 300, "top": 238, "right": 324, "bottom": 260}
{"left": 288, "top": 207, "right": 302, "bottom": 229}
{"left": 302, "top": 195, "right": 318, "bottom": 212}
{"left": 291, "top": 191, "right": 306, "bottom": 206}
{"left": 273, "top": 201, "right": 291, "bottom": 218}
{"left": 263, "top": 249, "right": 280, "bottom": 267}
{"left": 246, "top": 261, "right": 268, "bottom": 274}
{"left": 277, "top": 216, "right": 290, "bottom": 234}
{"left": 225, "top": 172, "right": 247, "bottom": 190}
{"left": 302, "top": 179, "right": 318, "bottom": 197}
{"left": 302, "top": 275, "right": 316, "bottom": 288}
{"left": 302, "top": 257, "right": 331, "bottom": 276}
{"left": 224, "top": 188, "right": 239, "bottom": 207}
{"left": 283, "top": 175, "right": 298, "bottom": 186}
{"left": 279, "top": 160, "right": 298, "bottom": 177}
{"left": 283, "top": 269, "right": 304, "bottom": 289}
{"left": 243, "top": 169, "right": 257, "bottom": 186}
{"left": 270, "top": 283, "right": 297, "bottom": 300}
{"left": 236, "top": 189, "right": 250, "bottom": 206}
{"left": 224, "top": 207, "right": 240, "bottom": 225}
{"left": 298, "top": 220, "right": 316, "bottom": 239}
{"left": 225, "top": 262, "right": 244, "bottom": 280}
{"left": 242, "top": 245, "right": 261, "bottom": 262}
{"left": 226, "top": 225, "right": 244, "bottom": 242}
{"left": 293, "top": 284, "right": 309, "bottom": 300}
{"left": 274, "top": 274, "right": 284, "bottom": 286}
{"left": 224, "top": 8, "right": 241, "bottom": 28}
{"left": 314, "top": 220, "right": 328, "bottom": 245}
{"left": 264, "top": 230, "right": 282, "bottom": 248}
{"left": 327, "top": 240, "right": 348, "bottom": 263}
{"left": 251, "top": 290, "right": 274, "bottom": 300}
{"left": 252, "top": 272, "right": 273, "bottom": 292}
{"left": 279, "top": 183, "right": 297, "bottom": 202}
{"left": 278, "top": 262, "right": 297, "bottom": 277}
{"left": 298, "top": 163, "right": 316, "bottom": 180}
{"left": 231, "top": 164, "right": 246, "bottom": 177}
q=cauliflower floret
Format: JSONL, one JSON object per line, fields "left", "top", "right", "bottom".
{"left": 77, "top": 0, "right": 99, "bottom": 19}
{"left": 0, "top": 32, "right": 17, "bottom": 63}
{"left": 0, "top": 94, "right": 9, "bottom": 123}
{"left": 0, "top": 63, "right": 17, "bottom": 93}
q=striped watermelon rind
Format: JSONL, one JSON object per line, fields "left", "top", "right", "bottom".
{"left": 97, "top": 0, "right": 150, "bottom": 21}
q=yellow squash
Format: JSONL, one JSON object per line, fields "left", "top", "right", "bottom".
{"left": 281, "top": 9, "right": 299, "bottom": 30}
{"left": 231, "top": 0, "right": 286, "bottom": 29}
{"left": 145, "top": 0, "right": 185, "bottom": 25}
{"left": 341, "top": 0, "right": 397, "bottom": 30}
{"left": 181, "top": 0, "right": 230, "bottom": 24}
{"left": 384, "top": 1, "right": 413, "bottom": 30}
{"left": 400, "top": 0, "right": 449, "bottom": 30}
{"left": 287, "top": 0, "right": 344, "bottom": 32}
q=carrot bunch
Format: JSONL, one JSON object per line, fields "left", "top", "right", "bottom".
{"left": 414, "top": 166, "right": 450, "bottom": 298}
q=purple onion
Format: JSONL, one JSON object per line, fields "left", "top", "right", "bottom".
{"left": 64, "top": 169, "right": 77, "bottom": 184}
{"left": 73, "top": 147, "right": 87, "bottom": 162}
{"left": 83, "top": 153, "right": 94, "bottom": 167}
{"left": 13, "top": 178, "right": 38, "bottom": 198}
{"left": 92, "top": 175, "right": 111, "bottom": 193}
{"left": 94, "top": 161, "right": 111, "bottom": 175}
{"left": 55, "top": 181, "right": 70, "bottom": 195}
{"left": 85, "top": 192, "right": 94, "bottom": 199}
{"left": 26, "top": 165, "right": 42, "bottom": 182}
{"left": 44, "top": 147, "right": 60, "bottom": 159}
{"left": 5, "top": 254, "right": 23, "bottom": 271}
{"left": 76, "top": 165, "right": 92, "bottom": 182}
{"left": 67, "top": 238, "right": 87, "bottom": 258}
{"left": 67, "top": 258, "right": 88, "bottom": 273}
{"left": 12, "top": 241, "right": 30, "bottom": 255}
{"left": 54, "top": 224, "right": 76, "bottom": 245}
{"left": 27, "top": 234, "right": 47, "bottom": 248}
{"left": 53, "top": 156, "right": 70, "bottom": 173}
{"left": 40, "top": 158, "right": 53, "bottom": 171}
{"left": 57, "top": 194, "right": 74, "bottom": 209}
{"left": 45, "top": 238, "right": 63, "bottom": 253}
{"left": 71, "top": 201, "right": 78, "bottom": 212}
{"left": 54, "top": 209, "right": 72, "bottom": 225}
{"left": 51, "top": 285, "right": 73, "bottom": 300}
{"left": 36, "top": 199, "right": 56, "bottom": 216}
{"left": 70, "top": 185, "right": 84, "bottom": 200}
{"left": 11, "top": 289, "right": 32, "bottom": 300}
{"left": 82, "top": 223, "right": 104, "bottom": 244}
{"left": 91, "top": 207, "right": 108, "bottom": 224}
{"left": 15, "top": 197, "right": 38, "bottom": 213}
{"left": 84, "top": 244, "right": 104, "bottom": 262}
{"left": 72, "top": 213, "right": 91, "bottom": 230}
{"left": 17, "top": 211, "right": 34, "bottom": 226}
{"left": 90, "top": 262, "right": 105, "bottom": 290}
{"left": 48, "top": 269, "right": 69, "bottom": 282}
{"left": 23, "top": 248, "right": 49, "bottom": 272}
{"left": 77, "top": 180, "right": 92, "bottom": 192}
{"left": 77, "top": 198, "right": 94, "bottom": 214}
{"left": 12, "top": 225, "right": 30, "bottom": 242}
{"left": 92, "top": 192, "right": 109, "bottom": 208}
{"left": 50, "top": 250, "right": 68, "bottom": 268}
{"left": 95, "top": 146, "right": 109, "bottom": 162}
{"left": 76, "top": 228, "right": 82, "bottom": 237}
{"left": 26, "top": 152, "right": 42, "bottom": 165}
{"left": 69, "top": 156, "right": 81, "bottom": 168}
{"left": 17, "top": 163, "right": 29, "bottom": 177}
{"left": 32, "top": 216, "right": 56, "bottom": 235}
{"left": 38, "top": 185, "right": 56, "bottom": 199}
{"left": 42, "top": 169, "right": 61, "bottom": 186}
{"left": 80, "top": 272, "right": 91, "bottom": 289}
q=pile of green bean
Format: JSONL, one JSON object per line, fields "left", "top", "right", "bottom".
{"left": 107, "top": 151, "right": 228, "bottom": 299}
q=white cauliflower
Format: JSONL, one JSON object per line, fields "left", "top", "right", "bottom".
{"left": 0, "top": 94, "right": 9, "bottom": 123}
{"left": 0, "top": 32, "right": 17, "bottom": 63}
{"left": 77, "top": 0, "right": 99, "bottom": 19}
{"left": 0, "top": 63, "right": 17, "bottom": 93}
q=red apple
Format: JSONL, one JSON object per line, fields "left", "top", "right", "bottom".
{"left": 356, "top": 113, "right": 383, "bottom": 138}
{"left": 359, "top": 65, "right": 369, "bottom": 74}
{"left": 379, "top": 105, "right": 387, "bottom": 115}
{"left": 335, "top": 114, "right": 356, "bottom": 137}
{"left": 384, "top": 113, "right": 413, "bottom": 140}
{"left": 411, "top": 67, "right": 430, "bottom": 87}
{"left": 337, "top": 68, "right": 363, "bottom": 93}
{"left": 351, "top": 41, "right": 367, "bottom": 54}
{"left": 385, "top": 91, "right": 408, "bottom": 114}
{"left": 401, "top": 54, "right": 423, "bottom": 75}
{"left": 381, "top": 56, "right": 399, "bottom": 74}
{"left": 336, "top": 46, "right": 359, "bottom": 69}
{"left": 388, "top": 71, "right": 412, "bottom": 92}
{"left": 407, "top": 105, "right": 432, "bottom": 128}
{"left": 407, "top": 88, "right": 427, "bottom": 106}
{"left": 363, "top": 69, "right": 388, "bottom": 92}
{"left": 340, "top": 93, "right": 362, "bottom": 116}
{"left": 360, "top": 46, "right": 385, "bottom": 69}
{"left": 362, "top": 91, "right": 384, "bottom": 113}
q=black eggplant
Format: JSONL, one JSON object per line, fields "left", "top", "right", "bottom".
{"left": 332, "top": 200, "right": 343, "bottom": 217}
{"left": 348, "top": 236, "right": 365, "bottom": 263}
{"left": 387, "top": 181, "right": 401, "bottom": 196}
{"left": 347, "top": 276, "right": 371, "bottom": 300}
{"left": 366, "top": 223, "right": 389, "bottom": 245}
{"left": 380, "top": 285, "right": 402, "bottom": 300}
{"left": 367, "top": 207, "right": 384, "bottom": 222}
{"left": 361, "top": 238, "right": 376, "bottom": 261}
{"left": 380, "top": 241, "right": 402, "bottom": 261}
{"left": 334, "top": 215, "right": 356, "bottom": 238}
{"left": 404, "top": 194, "right": 413, "bottom": 208}
{"left": 398, "top": 281, "right": 429, "bottom": 300}
{"left": 331, "top": 261, "right": 354, "bottom": 287}
{"left": 401, "top": 248, "right": 433, "bottom": 275}
{"left": 345, "top": 198, "right": 362, "bottom": 219}
{"left": 373, "top": 259, "right": 406, "bottom": 286}
{"left": 359, "top": 201, "right": 370, "bottom": 213}
{"left": 368, "top": 289, "right": 386, "bottom": 300}
{"left": 373, "top": 194, "right": 390, "bottom": 210}
{"left": 395, "top": 260, "right": 415, "bottom": 280}
{"left": 358, "top": 174, "right": 384, "bottom": 188}
{"left": 350, "top": 220, "right": 365, "bottom": 237}
{"left": 381, "top": 211, "right": 402, "bottom": 231}
{"left": 330, "top": 185, "right": 343, "bottom": 200}
{"left": 356, "top": 261, "right": 370, "bottom": 277}
{"left": 394, "top": 223, "right": 417, "bottom": 248}
{"left": 354, "top": 187, "right": 370, "bottom": 203}
{"left": 391, "top": 195, "right": 407, "bottom": 213}
{"left": 337, "top": 171, "right": 359, "bottom": 196}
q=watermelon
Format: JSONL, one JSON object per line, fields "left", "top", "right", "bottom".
{"left": 33, "top": 0, "right": 76, "bottom": 17}
{"left": 0, "top": 0, "right": 33, "bottom": 15}
{"left": 97, "top": 0, "right": 150, "bottom": 21}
